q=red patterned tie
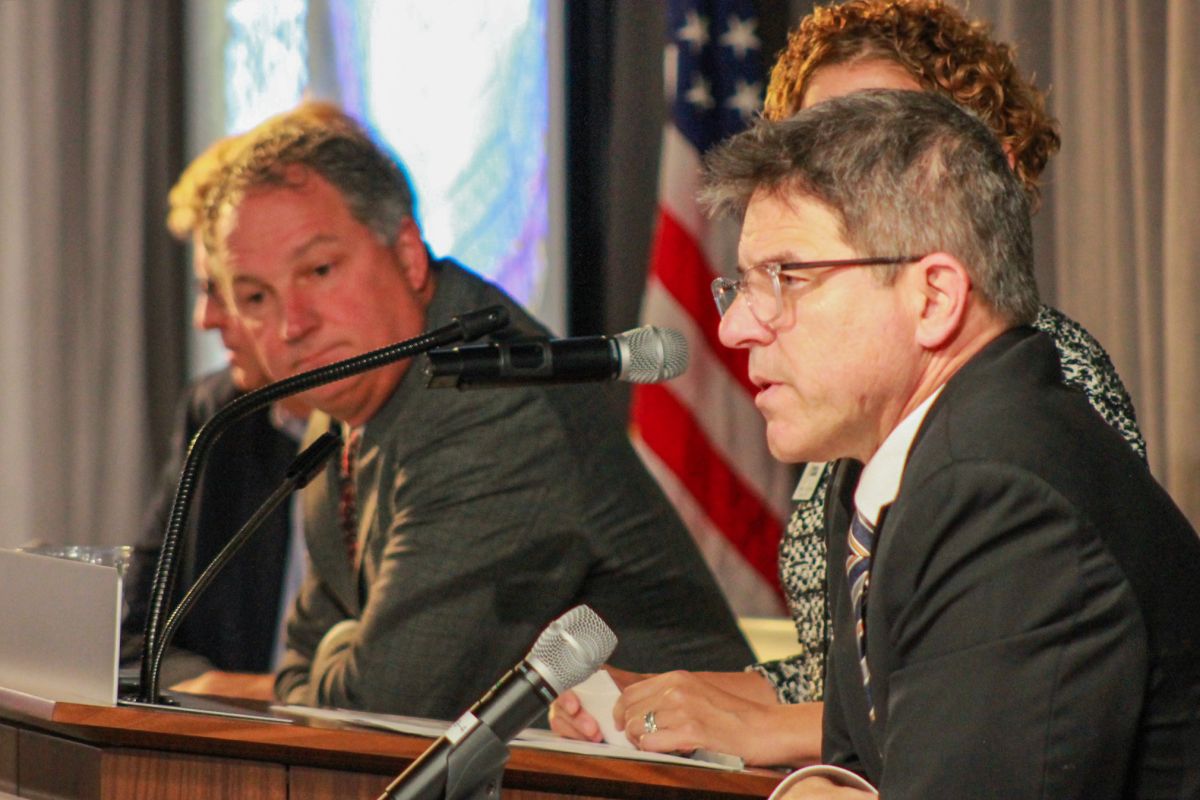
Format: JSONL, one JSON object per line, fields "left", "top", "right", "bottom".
{"left": 338, "top": 428, "right": 363, "bottom": 569}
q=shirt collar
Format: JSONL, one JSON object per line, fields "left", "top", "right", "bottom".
{"left": 854, "top": 387, "right": 943, "bottom": 526}
{"left": 269, "top": 402, "right": 310, "bottom": 442}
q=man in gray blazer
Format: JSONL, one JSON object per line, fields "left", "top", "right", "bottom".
{"left": 201, "top": 103, "right": 752, "bottom": 720}
{"left": 703, "top": 90, "right": 1200, "bottom": 798}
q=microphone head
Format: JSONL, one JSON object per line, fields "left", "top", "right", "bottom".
{"left": 525, "top": 605, "right": 617, "bottom": 695}
{"left": 615, "top": 326, "right": 689, "bottom": 383}
{"left": 452, "top": 305, "right": 510, "bottom": 342}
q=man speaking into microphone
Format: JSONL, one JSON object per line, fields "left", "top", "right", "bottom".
{"left": 198, "top": 103, "right": 752, "bottom": 719}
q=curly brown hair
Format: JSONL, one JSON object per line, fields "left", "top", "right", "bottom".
{"left": 763, "top": 0, "right": 1060, "bottom": 201}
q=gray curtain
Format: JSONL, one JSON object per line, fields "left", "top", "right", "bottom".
{"left": 605, "top": 0, "right": 1200, "bottom": 527}
{"left": 973, "top": 0, "right": 1200, "bottom": 525}
{"left": 0, "top": 1, "right": 183, "bottom": 549}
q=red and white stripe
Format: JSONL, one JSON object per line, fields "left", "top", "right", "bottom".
{"left": 631, "top": 124, "right": 794, "bottom": 617}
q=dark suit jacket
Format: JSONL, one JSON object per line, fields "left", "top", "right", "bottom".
{"left": 123, "top": 369, "right": 299, "bottom": 673}
{"left": 823, "top": 327, "right": 1200, "bottom": 799}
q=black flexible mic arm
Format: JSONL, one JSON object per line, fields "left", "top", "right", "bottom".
{"left": 135, "top": 305, "right": 509, "bottom": 703}
{"left": 146, "top": 430, "right": 342, "bottom": 702}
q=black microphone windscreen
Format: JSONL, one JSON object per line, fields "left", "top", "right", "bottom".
{"left": 453, "top": 305, "right": 510, "bottom": 342}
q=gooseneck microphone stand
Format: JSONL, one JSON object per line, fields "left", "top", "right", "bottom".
{"left": 149, "top": 429, "right": 343, "bottom": 695}
{"left": 131, "top": 305, "right": 510, "bottom": 704}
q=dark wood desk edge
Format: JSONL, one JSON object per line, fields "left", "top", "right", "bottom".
{"left": 2, "top": 701, "right": 782, "bottom": 799}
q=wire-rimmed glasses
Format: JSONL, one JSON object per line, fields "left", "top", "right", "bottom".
{"left": 711, "top": 256, "right": 925, "bottom": 326}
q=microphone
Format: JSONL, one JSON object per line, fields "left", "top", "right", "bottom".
{"left": 425, "top": 326, "right": 688, "bottom": 389}
{"left": 133, "top": 305, "right": 511, "bottom": 704}
{"left": 379, "top": 605, "right": 617, "bottom": 800}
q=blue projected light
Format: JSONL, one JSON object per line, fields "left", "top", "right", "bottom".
{"left": 218, "top": 0, "right": 552, "bottom": 312}
{"left": 359, "top": 1, "right": 549, "bottom": 307}
{"left": 223, "top": 0, "right": 308, "bottom": 132}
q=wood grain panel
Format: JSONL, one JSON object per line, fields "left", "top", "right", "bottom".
{"left": 18, "top": 730, "right": 285, "bottom": 800}
{"left": 289, "top": 766, "right": 614, "bottom": 800}
{"left": 100, "top": 749, "right": 285, "bottom": 800}
{"left": 0, "top": 701, "right": 780, "bottom": 799}
{"left": 41, "top": 703, "right": 779, "bottom": 797}
{"left": 0, "top": 723, "right": 16, "bottom": 793}
{"left": 289, "top": 766, "right": 393, "bottom": 800}
{"left": 18, "top": 728, "right": 102, "bottom": 800}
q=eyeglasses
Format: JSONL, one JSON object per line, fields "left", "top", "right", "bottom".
{"left": 711, "top": 256, "right": 925, "bottom": 326}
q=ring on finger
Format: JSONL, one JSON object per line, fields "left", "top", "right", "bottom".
{"left": 643, "top": 709, "right": 658, "bottom": 736}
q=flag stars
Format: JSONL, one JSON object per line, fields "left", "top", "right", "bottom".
{"left": 726, "top": 79, "right": 761, "bottom": 119}
{"left": 719, "top": 15, "right": 759, "bottom": 59}
{"left": 685, "top": 75, "right": 716, "bottom": 110}
{"left": 678, "top": 9, "right": 709, "bottom": 50}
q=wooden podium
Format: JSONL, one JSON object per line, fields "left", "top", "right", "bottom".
{"left": 0, "top": 697, "right": 783, "bottom": 799}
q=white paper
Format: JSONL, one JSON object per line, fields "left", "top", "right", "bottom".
{"left": 571, "top": 670, "right": 632, "bottom": 748}
{"left": 272, "top": 702, "right": 743, "bottom": 771}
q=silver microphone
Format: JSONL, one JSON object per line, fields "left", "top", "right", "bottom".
{"left": 380, "top": 605, "right": 617, "bottom": 800}
{"left": 525, "top": 604, "right": 620, "bottom": 693}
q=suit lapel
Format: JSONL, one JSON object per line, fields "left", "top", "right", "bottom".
{"left": 351, "top": 437, "right": 381, "bottom": 603}
{"left": 864, "top": 502, "right": 892, "bottom": 749}
{"left": 824, "top": 459, "right": 887, "bottom": 773}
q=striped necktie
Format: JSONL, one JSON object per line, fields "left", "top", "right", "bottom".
{"left": 846, "top": 508, "right": 877, "bottom": 720}
{"left": 338, "top": 429, "right": 363, "bottom": 569}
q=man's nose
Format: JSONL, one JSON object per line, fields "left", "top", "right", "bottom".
{"left": 194, "top": 291, "right": 227, "bottom": 332}
{"left": 717, "top": 293, "right": 774, "bottom": 350}
{"left": 281, "top": 288, "right": 319, "bottom": 343}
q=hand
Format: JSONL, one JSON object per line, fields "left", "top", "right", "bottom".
{"left": 613, "top": 670, "right": 821, "bottom": 767}
{"left": 549, "top": 665, "right": 648, "bottom": 741}
{"left": 614, "top": 670, "right": 764, "bottom": 756}
{"left": 548, "top": 689, "right": 602, "bottom": 741}
{"left": 170, "top": 670, "right": 276, "bottom": 701}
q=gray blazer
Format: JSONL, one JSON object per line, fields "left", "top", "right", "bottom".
{"left": 276, "top": 258, "right": 753, "bottom": 719}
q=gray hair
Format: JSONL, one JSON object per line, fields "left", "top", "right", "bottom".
{"left": 701, "top": 89, "right": 1039, "bottom": 324}
{"left": 208, "top": 102, "right": 416, "bottom": 251}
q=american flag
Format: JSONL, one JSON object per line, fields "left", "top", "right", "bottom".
{"left": 630, "top": 0, "right": 793, "bottom": 616}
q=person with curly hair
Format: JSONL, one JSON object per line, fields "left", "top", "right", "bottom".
{"left": 550, "top": 0, "right": 1146, "bottom": 770}
{"left": 762, "top": 0, "right": 1060, "bottom": 200}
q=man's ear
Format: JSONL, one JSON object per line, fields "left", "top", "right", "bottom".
{"left": 393, "top": 217, "right": 430, "bottom": 294}
{"left": 907, "top": 252, "right": 972, "bottom": 350}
